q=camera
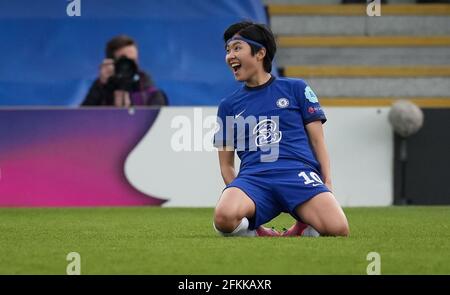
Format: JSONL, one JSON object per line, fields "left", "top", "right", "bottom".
{"left": 107, "top": 56, "right": 140, "bottom": 92}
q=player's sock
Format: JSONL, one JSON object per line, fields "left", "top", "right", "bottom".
{"left": 213, "top": 217, "right": 256, "bottom": 237}
{"left": 301, "top": 225, "right": 320, "bottom": 237}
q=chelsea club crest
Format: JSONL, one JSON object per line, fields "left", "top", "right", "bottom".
{"left": 276, "top": 98, "right": 289, "bottom": 108}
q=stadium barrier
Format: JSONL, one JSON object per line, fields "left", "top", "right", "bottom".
{"left": 0, "top": 107, "right": 393, "bottom": 207}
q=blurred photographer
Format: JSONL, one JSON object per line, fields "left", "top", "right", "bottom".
{"left": 82, "top": 35, "right": 167, "bottom": 107}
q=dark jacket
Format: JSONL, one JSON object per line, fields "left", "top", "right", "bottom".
{"left": 82, "top": 71, "right": 167, "bottom": 106}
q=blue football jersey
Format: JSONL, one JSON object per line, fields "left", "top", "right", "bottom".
{"left": 214, "top": 76, "right": 326, "bottom": 173}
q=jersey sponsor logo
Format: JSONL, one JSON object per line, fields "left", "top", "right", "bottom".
{"left": 253, "top": 119, "right": 282, "bottom": 147}
{"left": 304, "top": 86, "right": 319, "bottom": 103}
{"left": 276, "top": 98, "right": 289, "bottom": 108}
{"left": 234, "top": 109, "right": 246, "bottom": 119}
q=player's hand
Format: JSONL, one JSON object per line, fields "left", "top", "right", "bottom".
{"left": 99, "top": 58, "right": 114, "bottom": 84}
{"left": 114, "top": 90, "right": 131, "bottom": 107}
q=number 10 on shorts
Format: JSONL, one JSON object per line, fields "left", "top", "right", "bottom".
{"left": 298, "top": 171, "right": 323, "bottom": 186}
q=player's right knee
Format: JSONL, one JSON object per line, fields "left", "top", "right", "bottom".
{"left": 213, "top": 209, "right": 240, "bottom": 233}
{"left": 336, "top": 222, "right": 350, "bottom": 237}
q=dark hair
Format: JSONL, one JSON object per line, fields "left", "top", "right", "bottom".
{"left": 105, "top": 35, "right": 136, "bottom": 59}
{"left": 223, "top": 21, "right": 276, "bottom": 73}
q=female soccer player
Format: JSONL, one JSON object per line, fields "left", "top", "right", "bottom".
{"left": 213, "top": 21, "right": 349, "bottom": 237}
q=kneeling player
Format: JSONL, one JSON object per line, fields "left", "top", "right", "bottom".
{"left": 213, "top": 21, "right": 349, "bottom": 238}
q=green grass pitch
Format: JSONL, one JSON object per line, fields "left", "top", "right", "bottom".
{"left": 0, "top": 206, "right": 449, "bottom": 274}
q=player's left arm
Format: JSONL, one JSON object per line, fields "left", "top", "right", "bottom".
{"left": 305, "top": 121, "right": 333, "bottom": 191}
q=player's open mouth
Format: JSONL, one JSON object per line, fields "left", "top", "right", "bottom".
{"left": 231, "top": 62, "right": 242, "bottom": 73}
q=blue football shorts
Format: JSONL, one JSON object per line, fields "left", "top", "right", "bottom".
{"left": 225, "top": 162, "right": 330, "bottom": 230}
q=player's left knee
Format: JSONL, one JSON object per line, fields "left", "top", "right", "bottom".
{"left": 328, "top": 222, "right": 350, "bottom": 237}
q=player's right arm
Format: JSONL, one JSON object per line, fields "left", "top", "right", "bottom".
{"left": 214, "top": 98, "right": 236, "bottom": 185}
{"left": 218, "top": 149, "right": 236, "bottom": 185}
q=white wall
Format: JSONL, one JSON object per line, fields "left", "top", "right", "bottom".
{"left": 324, "top": 107, "right": 393, "bottom": 206}
{"left": 124, "top": 107, "right": 393, "bottom": 207}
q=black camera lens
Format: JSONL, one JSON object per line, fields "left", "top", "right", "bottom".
{"left": 107, "top": 56, "right": 140, "bottom": 91}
